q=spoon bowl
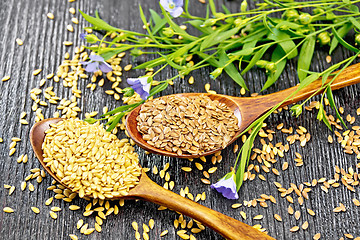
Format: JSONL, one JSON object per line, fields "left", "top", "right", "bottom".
{"left": 126, "top": 63, "right": 360, "bottom": 158}
{"left": 30, "top": 118, "right": 275, "bottom": 240}
{"left": 126, "top": 93, "right": 242, "bottom": 158}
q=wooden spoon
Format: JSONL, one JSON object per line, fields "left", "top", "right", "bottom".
{"left": 126, "top": 62, "right": 360, "bottom": 158}
{"left": 30, "top": 118, "right": 274, "bottom": 240}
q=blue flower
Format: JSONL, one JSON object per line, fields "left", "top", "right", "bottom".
{"left": 160, "top": 0, "right": 183, "bottom": 18}
{"left": 127, "top": 77, "right": 151, "bottom": 100}
{"left": 81, "top": 54, "right": 112, "bottom": 73}
{"left": 211, "top": 172, "right": 239, "bottom": 200}
{"left": 80, "top": 33, "right": 87, "bottom": 40}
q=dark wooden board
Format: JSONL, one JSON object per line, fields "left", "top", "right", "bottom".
{"left": 0, "top": 0, "right": 359, "bottom": 239}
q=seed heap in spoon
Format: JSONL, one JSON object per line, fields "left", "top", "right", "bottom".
{"left": 136, "top": 95, "right": 240, "bottom": 155}
{"left": 42, "top": 118, "right": 142, "bottom": 199}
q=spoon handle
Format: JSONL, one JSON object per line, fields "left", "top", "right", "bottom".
{"left": 274, "top": 62, "right": 360, "bottom": 107}
{"left": 232, "top": 62, "right": 360, "bottom": 128}
{"left": 130, "top": 173, "right": 275, "bottom": 240}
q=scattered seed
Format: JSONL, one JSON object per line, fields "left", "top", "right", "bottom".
{"left": 28, "top": 183, "right": 34, "bottom": 192}
{"left": 45, "top": 197, "right": 53, "bottom": 205}
{"left": 274, "top": 214, "right": 282, "bottom": 222}
{"left": 9, "top": 148, "right": 16, "bottom": 156}
{"left": 51, "top": 207, "right": 61, "bottom": 212}
{"left": 253, "top": 215, "right": 263, "bottom": 220}
{"left": 290, "top": 226, "right": 300, "bottom": 232}
{"left": 231, "top": 203, "right": 242, "bottom": 209}
{"left": 2, "top": 76, "right": 10, "bottom": 82}
{"left": 47, "top": 13, "right": 54, "bottom": 19}
{"left": 21, "top": 182, "right": 27, "bottom": 191}
{"left": 77, "top": 219, "right": 84, "bottom": 229}
{"left": 302, "top": 221, "right": 309, "bottom": 230}
{"left": 84, "top": 228, "right": 95, "bottom": 235}
{"left": 313, "top": 233, "right": 321, "bottom": 240}
{"left": 69, "top": 205, "right": 80, "bottom": 210}
{"left": 69, "top": 234, "right": 78, "bottom": 240}
{"left": 288, "top": 205, "right": 294, "bottom": 215}
{"left": 69, "top": 7, "right": 76, "bottom": 14}
{"left": 3, "top": 207, "right": 14, "bottom": 213}
{"left": 9, "top": 186, "right": 15, "bottom": 195}
{"left": 188, "top": 76, "right": 194, "bottom": 84}
{"left": 132, "top": 221, "right": 139, "bottom": 231}
{"left": 67, "top": 25, "right": 74, "bottom": 32}
{"left": 33, "top": 69, "right": 42, "bottom": 76}
{"left": 49, "top": 211, "right": 57, "bottom": 219}
{"left": 149, "top": 219, "right": 155, "bottom": 229}
{"left": 182, "top": 167, "right": 192, "bottom": 172}
{"left": 160, "top": 230, "right": 168, "bottom": 236}
{"left": 195, "top": 162, "right": 203, "bottom": 171}
{"left": 307, "top": 208, "right": 315, "bottom": 216}
{"left": 16, "top": 38, "right": 23, "bottom": 46}
{"left": 63, "top": 41, "right": 73, "bottom": 46}
{"left": 31, "top": 207, "right": 40, "bottom": 214}
{"left": 124, "top": 64, "right": 132, "bottom": 71}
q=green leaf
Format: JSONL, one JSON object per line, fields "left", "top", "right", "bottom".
{"left": 326, "top": 86, "right": 347, "bottom": 128}
{"left": 219, "top": 50, "right": 248, "bottom": 90}
{"left": 242, "top": 28, "right": 268, "bottom": 43}
{"left": 349, "top": 5, "right": 359, "bottom": 13}
{"left": 235, "top": 121, "right": 263, "bottom": 191}
{"left": 100, "top": 49, "right": 124, "bottom": 61}
{"left": 231, "top": 48, "right": 254, "bottom": 56}
{"left": 242, "top": 44, "right": 271, "bottom": 74}
{"left": 158, "top": 52, "right": 185, "bottom": 70}
{"left": 184, "top": 0, "right": 190, "bottom": 14}
{"left": 102, "top": 103, "right": 141, "bottom": 117}
{"left": 134, "top": 57, "right": 167, "bottom": 69}
{"left": 149, "top": 9, "right": 167, "bottom": 35}
{"left": 298, "top": 73, "right": 320, "bottom": 90}
{"left": 297, "top": 36, "right": 316, "bottom": 81}
{"left": 261, "top": 46, "right": 286, "bottom": 91}
{"left": 349, "top": 17, "right": 360, "bottom": 31}
{"left": 331, "top": 26, "right": 359, "bottom": 53}
{"left": 329, "top": 23, "right": 352, "bottom": 54}
{"left": 139, "top": 5, "right": 159, "bottom": 44}
{"left": 200, "top": 27, "right": 239, "bottom": 52}
{"left": 275, "top": 21, "right": 301, "bottom": 30}
{"left": 268, "top": 28, "right": 298, "bottom": 59}
{"left": 197, "top": 52, "right": 221, "bottom": 68}
{"left": 187, "top": 20, "right": 213, "bottom": 34}
{"left": 317, "top": 104, "right": 332, "bottom": 130}
{"left": 208, "top": 0, "right": 217, "bottom": 15}
{"left": 149, "top": 82, "right": 169, "bottom": 98}
{"left": 106, "top": 112, "right": 125, "bottom": 132}
{"left": 222, "top": 4, "right": 231, "bottom": 15}
{"left": 200, "top": 30, "right": 220, "bottom": 52}
{"left": 79, "top": 10, "right": 119, "bottom": 32}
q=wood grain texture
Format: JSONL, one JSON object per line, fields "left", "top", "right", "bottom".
{"left": 0, "top": 0, "right": 360, "bottom": 240}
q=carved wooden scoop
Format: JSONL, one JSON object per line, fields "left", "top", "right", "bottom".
{"left": 30, "top": 118, "right": 275, "bottom": 240}
{"left": 126, "top": 63, "right": 360, "bottom": 158}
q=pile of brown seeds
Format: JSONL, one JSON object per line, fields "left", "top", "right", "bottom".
{"left": 137, "top": 95, "right": 239, "bottom": 155}
{"left": 42, "top": 118, "right": 142, "bottom": 199}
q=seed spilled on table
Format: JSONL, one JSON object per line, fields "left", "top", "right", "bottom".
{"left": 42, "top": 118, "right": 141, "bottom": 199}
{"left": 136, "top": 94, "right": 239, "bottom": 155}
